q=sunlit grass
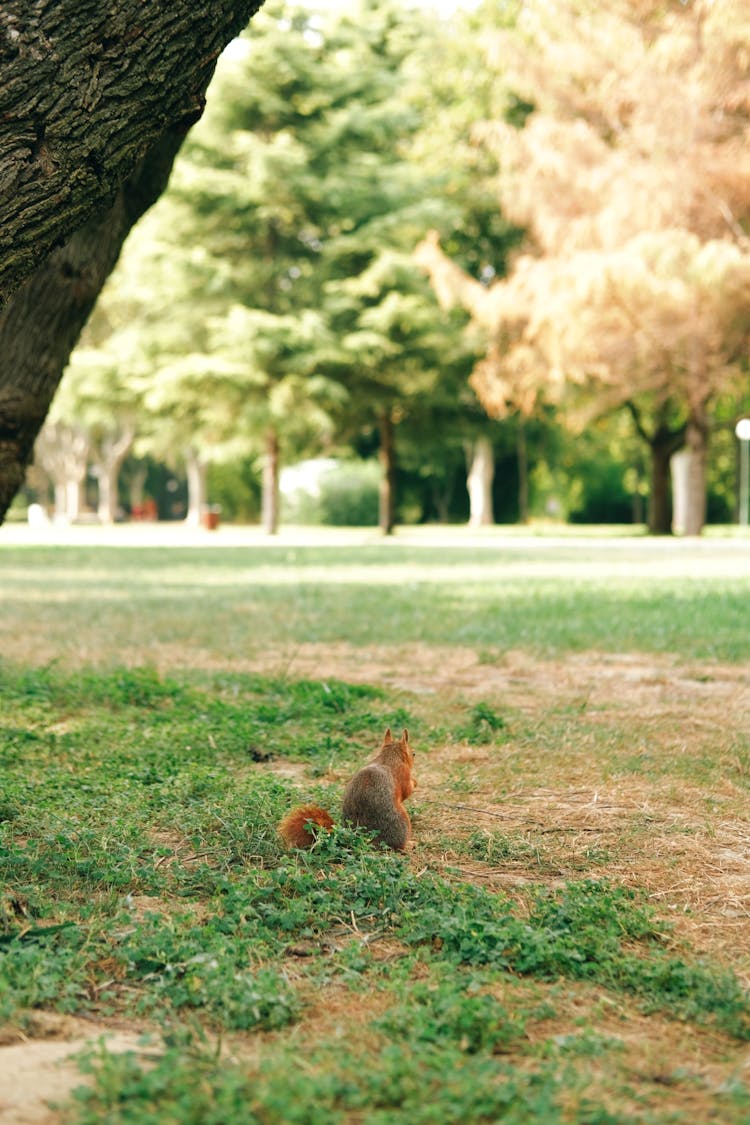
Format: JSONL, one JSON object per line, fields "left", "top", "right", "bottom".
{"left": 1, "top": 530, "right": 749, "bottom": 664}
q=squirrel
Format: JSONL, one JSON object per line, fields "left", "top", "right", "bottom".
{"left": 278, "top": 727, "right": 417, "bottom": 852}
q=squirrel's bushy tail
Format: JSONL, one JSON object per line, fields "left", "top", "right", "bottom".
{"left": 278, "top": 804, "right": 334, "bottom": 849}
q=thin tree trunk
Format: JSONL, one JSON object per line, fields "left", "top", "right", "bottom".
{"left": 184, "top": 447, "right": 208, "bottom": 527}
{"left": 466, "top": 435, "right": 495, "bottom": 527}
{"left": 683, "top": 409, "right": 709, "bottom": 536}
{"left": 626, "top": 402, "right": 685, "bottom": 536}
{"left": 262, "top": 428, "right": 280, "bottom": 536}
{"left": 431, "top": 477, "right": 454, "bottom": 523}
{"left": 96, "top": 463, "right": 119, "bottom": 524}
{"left": 649, "top": 442, "right": 673, "bottom": 535}
{"left": 65, "top": 477, "right": 85, "bottom": 523}
{"left": 378, "top": 409, "right": 396, "bottom": 536}
{"left": 128, "top": 464, "right": 148, "bottom": 514}
{"left": 517, "top": 416, "right": 529, "bottom": 525}
{"left": 53, "top": 482, "right": 67, "bottom": 522}
{"left": 95, "top": 428, "right": 135, "bottom": 523}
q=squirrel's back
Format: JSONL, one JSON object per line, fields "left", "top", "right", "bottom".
{"left": 342, "top": 762, "right": 409, "bottom": 850}
{"left": 342, "top": 729, "right": 415, "bottom": 850}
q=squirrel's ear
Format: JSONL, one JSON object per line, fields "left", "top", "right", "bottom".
{"left": 383, "top": 727, "right": 392, "bottom": 742}
{"left": 402, "top": 728, "right": 409, "bottom": 742}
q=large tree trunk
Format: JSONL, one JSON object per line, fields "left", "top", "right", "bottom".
{"left": 466, "top": 435, "right": 495, "bottom": 527}
{"left": 378, "top": 409, "right": 396, "bottom": 536}
{"left": 262, "top": 428, "right": 280, "bottom": 536}
{"left": 0, "top": 0, "right": 262, "bottom": 525}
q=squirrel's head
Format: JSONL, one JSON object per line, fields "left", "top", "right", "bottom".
{"left": 382, "top": 726, "right": 414, "bottom": 768}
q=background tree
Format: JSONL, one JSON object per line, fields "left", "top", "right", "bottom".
{"left": 34, "top": 421, "right": 90, "bottom": 523}
{"left": 111, "top": 0, "right": 471, "bottom": 534}
{"left": 205, "top": 304, "right": 344, "bottom": 534}
{"left": 418, "top": 0, "right": 750, "bottom": 535}
{"left": 405, "top": 0, "right": 527, "bottom": 525}
{"left": 0, "top": 0, "right": 263, "bottom": 524}
{"left": 327, "top": 252, "right": 475, "bottom": 533}
{"left": 43, "top": 340, "right": 144, "bottom": 523}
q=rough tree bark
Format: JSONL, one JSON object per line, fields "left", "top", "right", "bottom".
{"left": 0, "top": 0, "right": 262, "bottom": 524}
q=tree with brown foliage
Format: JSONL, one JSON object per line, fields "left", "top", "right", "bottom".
{"left": 418, "top": 0, "right": 750, "bottom": 534}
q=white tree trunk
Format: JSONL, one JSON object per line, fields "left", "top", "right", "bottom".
{"left": 466, "top": 435, "right": 495, "bottom": 527}
{"left": 128, "top": 464, "right": 148, "bottom": 513}
{"left": 671, "top": 415, "right": 708, "bottom": 536}
{"left": 184, "top": 448, "right": 208, "bottom": 527}
{"left": 95, "top": 428, "right": 134, "bottom": 523}
{"left": 670, "top": 450, "right": 689, "bottom": 535}
{"left": 65, "top": 477, "right": 85, "bottom": 522}
{"left": 262, "top": 428, "right": 280, "bottom": 536}
{"left": 53, "top": 481, "right": 67, "bottom": 521}
{"left": 97, "top": 466, "right": 117, "bottom": 525}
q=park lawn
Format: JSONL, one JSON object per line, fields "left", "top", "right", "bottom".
{"left": 1, "top": 527, "right": 750, "bottom": 1123}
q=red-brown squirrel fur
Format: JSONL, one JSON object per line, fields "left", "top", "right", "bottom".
{"left": 278, "top": 727, "right": 417, "bottom": 852}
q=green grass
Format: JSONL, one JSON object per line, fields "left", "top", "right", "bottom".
{"left": 3, "top": 532, "right": 750, "bottom": 1121}
{"left": 1, "top": 536, "right": 749, "bottom": 661}
{"left": 1, "top": 660, "right": 749, "bottom": 1121}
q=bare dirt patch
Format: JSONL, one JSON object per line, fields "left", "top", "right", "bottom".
{"left": 0, "top": 1013, "right": 154, "bottom": 1124}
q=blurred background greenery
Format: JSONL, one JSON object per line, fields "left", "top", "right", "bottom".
{"left": 18, "top": 0, "right": 750, "bottom": 538}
